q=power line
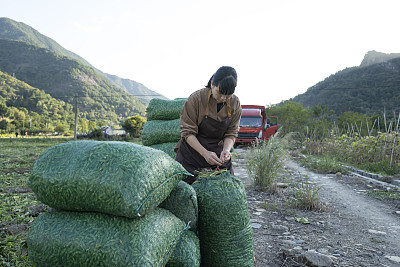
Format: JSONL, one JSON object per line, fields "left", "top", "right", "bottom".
{"left": 309, "top": 83, "right": 400, "bottom": 91}
{"left": 13, "top": 95, "right": 163, "bottom": 99}
{"left": 57, "top": 95, "right": 162, "bottom": 98}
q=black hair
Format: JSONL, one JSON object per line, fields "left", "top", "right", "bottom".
{"left": 206, "top": 66, "right": 237, "bottom": 95}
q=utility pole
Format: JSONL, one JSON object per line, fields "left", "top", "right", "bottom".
{"left": 74, "top": 95, "right": 78, "bottom": 141}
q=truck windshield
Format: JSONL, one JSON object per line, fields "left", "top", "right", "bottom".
{"left": 239, "top": 116, "right": 263, "bottom": 127}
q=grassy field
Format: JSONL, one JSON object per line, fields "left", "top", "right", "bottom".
{"left": 0, "top": 137, "right": 72, "bottom": 266}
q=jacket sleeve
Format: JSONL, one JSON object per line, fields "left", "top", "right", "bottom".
{"left": 180, "top": 95, "right": 200, "bottom": 140}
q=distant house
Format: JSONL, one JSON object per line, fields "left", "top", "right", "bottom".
{"left": 102, "top": 126, "right": 126, "bottom": 137}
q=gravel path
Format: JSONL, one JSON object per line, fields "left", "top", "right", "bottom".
{"left": 232, "top": 147, "right": 400, "bottom": 267}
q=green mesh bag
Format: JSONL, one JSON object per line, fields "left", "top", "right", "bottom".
{"left": 159, "top": 181, "right": 198, "bottom": 233}
{"left": 150, "top": 142, "right": 178, "bottom": 159}
{"left": 141, "top": 119, "right": 181, "bottom": 146}
{"left": 146, "top": 98, "right": 186, "bottom": 121}
{"left": 29, "top": 141, "right": 189, "bottom": 218}
{"left": 27, "top": 208, "right": 189, "bottom": 267}
{"left": 166, "top": 230, "right": 200, "bottom": 267}
{"left": 192, "top": 171, "right": 254, "bottom": 267}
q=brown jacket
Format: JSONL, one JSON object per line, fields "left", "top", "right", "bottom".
{"left": 180, "top": 87, "right": 242, "bottom": 144}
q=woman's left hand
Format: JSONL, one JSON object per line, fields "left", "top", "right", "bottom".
{"left": 220, "top": 150, "right": 231, "bottom": 163}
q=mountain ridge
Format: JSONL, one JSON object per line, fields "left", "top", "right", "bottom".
{"left": 0, "top": 17, "right": 167, "bottom": 102}
{"left": 291, "top": 52, "right": 400, "bottom": 115}
{"left": 360, "top": 50, "right": 400, "bottom": 68}
{"left": 0, "top": 38, "right": 146, "bottom": 123}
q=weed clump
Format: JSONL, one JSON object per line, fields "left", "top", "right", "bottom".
{"left": 290, "top": 175, "right": 327, "bottom": 211}
{"left": 247, "top": 134, "right": 288, "bottom": 190}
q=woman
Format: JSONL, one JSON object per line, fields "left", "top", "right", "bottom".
{"left": 175, "top": 66, "right": 242, "bottom": 184}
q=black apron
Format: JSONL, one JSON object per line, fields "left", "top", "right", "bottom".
{"left": 176, "top": 89, "right": 234, "bottom": 184}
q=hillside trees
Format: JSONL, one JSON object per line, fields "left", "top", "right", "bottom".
{"left": 291, "top": 57, "right": 400, "bottom": 116}
{"left": 0, "top": 70, "right": 110, "bottom": 135}
{"left": 0, "top": 101, "right": 10, "bottom": 117}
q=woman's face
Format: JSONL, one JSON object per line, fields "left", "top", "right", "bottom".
{"left": 212, "top": 85, "right": 232, "bottom": 103}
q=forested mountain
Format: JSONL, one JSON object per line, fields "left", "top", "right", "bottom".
{"left": 0, "top": 70, "right": 74, "bottom": 131}
{"left": 0, "top": 17, "right": 166, "bottom": 103}
{"left": 104, "top": 74, "right": 168, "bottom": 103}
{"left": 291, "top": 53, "right": 400, "bottom": 115}
{"left": 0, "top": 39, "right": 146, "bottom": 123}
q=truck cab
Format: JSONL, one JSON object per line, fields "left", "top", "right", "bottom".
{"left": 235, "top": 105, "right": 278, "bottom": 145}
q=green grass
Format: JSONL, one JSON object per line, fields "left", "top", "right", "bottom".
{"left": 299, "top": 154, "right": 348, "bottom": 175}
{"left": 359, "top": 161, "right": 399, "bottom": 176}
{"left": 367, "top": 189, "right": 400, "bottom": 200}
{"left": 0, "top": 137, "right": 72, "bottom": 266}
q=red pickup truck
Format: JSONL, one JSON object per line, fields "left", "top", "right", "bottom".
{"left": 235, "top": 105, "right": 278, "bottom": 145}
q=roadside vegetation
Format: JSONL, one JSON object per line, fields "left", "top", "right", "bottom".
{"left": 302, "top": 131, "right": 400, "bottom": 176}
{"left": 246, "top": 132, "right": 327, "bottom": 212}
{"left": 367, "top": 189, "right": 400, "bottom": 200}
{"left": 246, "top": 101, "right": 400, "bottom": 215}
{"left": 267, "top": 101, "right": 400, "bottom": 176}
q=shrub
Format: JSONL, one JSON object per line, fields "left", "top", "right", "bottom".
{"left": 247, "top": 134, "right": 288, "bottom": 190}
{"left": 88, "top": 128, "right": 104, "bottom": 139}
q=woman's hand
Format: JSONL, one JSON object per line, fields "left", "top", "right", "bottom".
{"left": 203, "top": 150, "right": 223, "bottom": 166}
{"left": 220, "top": 150, "right": 231, "bottom": 163}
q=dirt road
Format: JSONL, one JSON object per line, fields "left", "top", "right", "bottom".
{"left": 232, "top": 147, "right": 400, "bottom": 267}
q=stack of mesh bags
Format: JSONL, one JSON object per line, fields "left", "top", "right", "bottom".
{"left": 192, "top": 170, "right": 255, "bottom": 267}
{"left": 142, "top": 98, "right": 186, "bottom": 159}
{"left": 27, "top": 140, "right": 200, "bottom": 266}
{"left": 142, "top": 99, "right": 254, "bottom": 266}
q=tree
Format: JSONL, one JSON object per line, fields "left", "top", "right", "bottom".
{"left": 96, "top": 121, "right": 106, "bottom": 128}
{"left": 0, "top": 102, "right": 10, "bottom": 118}
{"left": 336, "top": 111, "right": 371, "bottom": 136}
{"left": 54, "top": 121, "right": 67, "bottom": 134}
{"left": 311, "top": 104, "right": 334, "bottom": 119}
{"left": 308, "top": 104, "right": 335, "bottom": 138}
{"left": 266, "top": 101, "right": 311, "bottom": 136}
{"left": 122, "top": 115, "right": 146, "bottom": 138}
{"left": 88, "top": 121, "right": 97, "bottom": 132}
{"left": 0, "top": 119, "right": 8, "bottom": 130}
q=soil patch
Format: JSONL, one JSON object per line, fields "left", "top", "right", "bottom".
{"left": 1, "top": 187, "right": 32, "bottom": 193}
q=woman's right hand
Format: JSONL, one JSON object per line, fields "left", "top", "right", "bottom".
{"left": 185, "top": 135, "right": 223, "bottom": 166}
{"left": 202, "top": 150, "right": 223, "bottom": 166}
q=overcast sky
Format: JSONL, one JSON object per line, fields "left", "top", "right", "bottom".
{"left": 1, "top": 0, "right": 400, "bottom": 105}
